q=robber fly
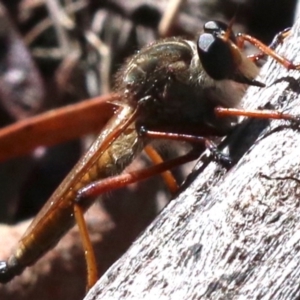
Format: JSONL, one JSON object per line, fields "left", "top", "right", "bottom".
{"left": 0, "top": 20, "right": 299, "bottom": 289}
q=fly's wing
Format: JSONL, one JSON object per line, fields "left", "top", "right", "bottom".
{"left": 24, "top": 104, "right": 137, "bottom": 235}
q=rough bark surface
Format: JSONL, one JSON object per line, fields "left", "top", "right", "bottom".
{"left": 85, "top": 18, "right": 300, "bottom": 300}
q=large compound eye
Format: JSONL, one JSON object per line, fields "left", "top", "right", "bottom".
{"left": 204, "top": 21, "right": 237, "bottom": 43}
{"left": 197, "top": 21, "right": 237, "bottom": 80}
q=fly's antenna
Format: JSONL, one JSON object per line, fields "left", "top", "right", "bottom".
{"left": 224, "top": 6, "right": 239, "bottom": 41}
{"left": 224, "top": 17, "right": 235, "bottom": 41}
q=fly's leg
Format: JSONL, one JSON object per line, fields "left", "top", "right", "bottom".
{"left": 214, "top": 107, "right": 300, "bottom": 122}
{"left": 236, "top": 30, "right": 299, "bottom": 69}
{"left": 239, "top": 28, "right": 290, "bottom": 62}
{"left": 268, "top": 28, "right": 291, "bottom": 48}
{"left": 75, "top": 151, "right": 198, "bottom": 202}
{"left": 144, "top": 145, "right": 179, "bottom": 194}
{"left": 139, "top": 128, "right": 232, "bottom": 167}
{"left": 73, "top": 204, "right": 98, "bottom": 290}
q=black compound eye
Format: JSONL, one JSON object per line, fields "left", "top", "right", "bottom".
{"left": 197, "top": 21, "right": 237, "bottom": 80}
{"left": 204, "top": 21, "right": 226, "bottom": 33}
{"left": 203, "top": 21, "right": 237, "bottom": 44}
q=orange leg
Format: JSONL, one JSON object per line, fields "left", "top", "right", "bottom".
{"left": 75, "top": 151, "right": 198, "bottom": 202}
{"left": 144, "top": 145, "right": 179, "bottom": 194}
{"left": 74, "top": 203, "right": 98, "bottom": 290}
{"left": 139, "top": 128, "right": 231, "bottom": 165}
{"left": 236, "top": 30, "right": 299, "bottom": 69}
{"left": 236, "top": 28, "right": 290, "bottom": 51}
{"left": 214, "top": 107, "right": 299, "bottom": 121}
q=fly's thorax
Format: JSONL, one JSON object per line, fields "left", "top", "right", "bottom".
{"left": 116, "top": 37, "right": 194, "bottom": 105}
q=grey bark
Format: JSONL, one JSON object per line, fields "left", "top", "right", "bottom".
{"left": 84, "top": 18, "right": 300, "bottom": 300}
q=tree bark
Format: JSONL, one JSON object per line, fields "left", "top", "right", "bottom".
{"left": 85, "top": 18, "right": 300, "bottom": 300}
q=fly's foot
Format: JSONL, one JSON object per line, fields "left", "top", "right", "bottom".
{"left": 205, "top": 141, "right": 232, "bottom": 168}
{"left": 212, "top": 150, "right": 233, "bottom": 169}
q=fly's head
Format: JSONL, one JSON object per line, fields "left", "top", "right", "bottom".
{"left": 197, "top": 20, "right": 265, "bottom": 87}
